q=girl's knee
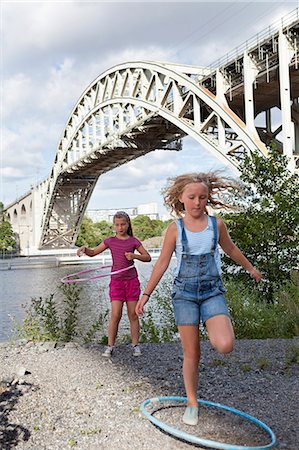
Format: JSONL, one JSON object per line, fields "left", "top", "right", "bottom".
{"left": 206, "top": 315, "right": 235, "bottom": 354}
{"left": 214, "top": 337, "right": 234, "bottom": 354}
{"left": 183, "top": 348, "right": 200, "bottom": 361}
{"left": 128, "top": 312, "right": 138, "bottom": 323}
{"left": 111, "top": 312, "right": 122, "bottom": 323}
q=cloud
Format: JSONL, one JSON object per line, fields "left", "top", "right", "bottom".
{"left": 2, "top": 1, "right": 297, "bottom": 209}
{"left": 2, "top": 121, "right": 58, "bottom": 179}
{"left": 0, "top": 166, "right": 25, "bottom": 180}
{"left": 96, "top": 150, "right": 179, "bottom": 191}
{"left": 2, "top": 73, "right": 33, "bottom": 121}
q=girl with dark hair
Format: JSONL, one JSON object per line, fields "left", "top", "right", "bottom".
{"left": 77, "top": 211, "right": 151, "bottom": 357}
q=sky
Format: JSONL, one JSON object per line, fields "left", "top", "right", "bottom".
{"left": 1, "top": 0, "right": 298, "bottom": 217}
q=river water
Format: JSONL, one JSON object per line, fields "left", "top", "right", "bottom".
{"left": 0, "top": 260, "right": 175, "bottom": 342}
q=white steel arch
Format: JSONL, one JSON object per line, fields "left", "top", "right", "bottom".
{"left": 40, "top": 61, "right": 269, "bottom": 249}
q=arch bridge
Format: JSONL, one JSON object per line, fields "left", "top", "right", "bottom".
{"left": 5, "top": 8, "right": 299, "bottom": 254}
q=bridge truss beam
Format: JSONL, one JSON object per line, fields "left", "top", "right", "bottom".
{"left": 40, "top": 8, "right": 299, "bottom": 249}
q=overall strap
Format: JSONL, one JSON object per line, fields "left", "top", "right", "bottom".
{"left": 178, "top": 218, "right": 189, "bottom": 256}
{"left": 210, "top": 216, "right": 218, "bottom": 255}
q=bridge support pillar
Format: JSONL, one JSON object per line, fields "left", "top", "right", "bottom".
{"left": 243, "top": 51, "right": 259, "bottom": 139}
{"left": 278, "top": 29, "right": 296, "bottom": 171}
{"left": 216, "top": 70, "right": 230, "bottom": 147}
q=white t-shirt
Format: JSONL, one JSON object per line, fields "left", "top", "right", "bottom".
{"left": 173, "top": 216, "right": 222, "bottom": 277}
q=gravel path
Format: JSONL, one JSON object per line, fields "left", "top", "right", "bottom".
{"left": 0, "top": 338, "right": 298, "bottom": 450}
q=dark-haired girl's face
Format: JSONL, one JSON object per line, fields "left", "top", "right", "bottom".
{"left": 114, "top": 217, "right": 129, "bottom": 237}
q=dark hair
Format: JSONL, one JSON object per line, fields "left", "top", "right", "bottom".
{"left": 113, "top": 211, "right": 133, "bottom": 236}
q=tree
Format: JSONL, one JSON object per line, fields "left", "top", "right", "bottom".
{"left": 94, "top": 220, "right": 113, "bottom": 241}
{"left": 76, "top": 218, "right": 113, "bottom": 247}
{"left": 221, "top": 145, "right": 299, "bottom": 301}
{"left": 131, "top": 215, "right": 155, "bottom": 241}
{"left": 76, "top": 215, "right": 171, "bottom": 247}
{"left": 132, "top": 215, "right": 170, "bottom": 241}
{"left": 0, "top": 202, "right": 17, "bottom": 251}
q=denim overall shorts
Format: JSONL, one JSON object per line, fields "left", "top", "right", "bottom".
{"left": 171, "top": 216, "right": 229, "bottom": 326}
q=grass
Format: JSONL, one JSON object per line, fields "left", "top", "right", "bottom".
{"left": 13, "top": 271, "right": 299, "bottom": 343}
{"left": 225, "top": 271, "right": 299, "bottom": 340}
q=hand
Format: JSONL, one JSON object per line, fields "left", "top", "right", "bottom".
{"left": 77, "top": 246, "right": 86, "bottom": 257}
{"left": 249, "top": 267, "right": 262, "bottom": 282}
{"left": 135, "top": 295, "right": 149, "bottom": 316}
{"left": 125, "top": 252, "right": 135, "bottom": 261}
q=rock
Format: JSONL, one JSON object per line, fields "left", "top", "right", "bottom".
{"left": 16, "top": 366, "right": 31, "bottom": 377}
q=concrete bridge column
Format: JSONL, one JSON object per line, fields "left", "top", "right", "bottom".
{"left": 278, "top": 29, "right": 296, "bottom": 171}
{"left": 243, "top": 51, "right": 260, "bottom": 139}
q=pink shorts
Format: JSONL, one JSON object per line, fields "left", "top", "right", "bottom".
{"left": 109, "top": 277, "right": 141, "bottom": 302}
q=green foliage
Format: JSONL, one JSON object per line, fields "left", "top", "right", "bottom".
{"left": 140, "top": 309, "right": 161, "bottom": 343}
{"left": 75, "top": 214, "right": 170, "bottom": 247}
{"left": 94, "top": 220, "right": 113, "bottom": 240}
{"left": 132, "top": 215, "right": 170, "bottom": 241}
{"left": 31, "top": 294, "right": 60, "bottom": 340}
{"left": 0, "top": 204, "right": 16, "bottom": 251}
{"left": 140, "top": 275, "right": 178, "bottom": 343}
{"left": 59, "top": 283, "right": 81, "bottom": 341}
{"left": 14, "top": 283, "right": 109, "bottom": 343}
{"left": 133, "top": 216, "right": 171, "bottom": 241}
{"left": 76, "top": 217, "right": 112, "bottom": 247}
{"left": 222, "top": 145, "right": 299, "bottom": 301}
{"left": 14, "top": 300, "right": 47, "bottom": 342}
{"left": 82, "top": 310, "right": 109, "bottom": 344}
{"left": 139, "top": 272, "right": 298, "bottom": 342}
{"left": 226, "top": 271, "right": 299, "bottom": 339}
{"left": 285, "top": 344, "right": 299, "bottom": 366}
{"left": 13, "top": 293, "right": 64, "bottom": 342}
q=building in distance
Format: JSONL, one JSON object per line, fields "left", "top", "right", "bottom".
{"left": 86, "top": 202, "right": 159, "bottom": 223}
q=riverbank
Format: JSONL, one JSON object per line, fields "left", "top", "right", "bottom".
{"left": 0, "top": 338, "right": 298, "bottom": 449}
{"left": 0, "top": 248, "right": 164, "bottom": 270}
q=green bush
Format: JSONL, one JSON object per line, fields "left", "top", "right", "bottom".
{"left": 14, "top": 283, "right": 109, "bottom": 343}
{"left": 140, "top": 275, "right": 178, "bottom": 343}
{"left": 226, "top": 271, "right": 299, "bottom": 339}
{"left": 221, "top": 145, "right": 299, "bottom": 302}
{"left": 14, "top": 271, "right": 299, "bottom": 344}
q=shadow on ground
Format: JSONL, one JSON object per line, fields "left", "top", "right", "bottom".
{"left": 0, "top": 383, "right": 32, "bottom": 449}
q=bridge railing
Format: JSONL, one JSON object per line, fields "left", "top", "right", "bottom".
{"left": 206, "top": 6, "right": 299, "bottom": 73}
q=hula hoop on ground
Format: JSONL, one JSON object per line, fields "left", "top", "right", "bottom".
{"left": 61, "top": 265, "right": 134, "bottom": 283}
{"left": 140, "top": 396, "right": 276, "bottom": 450}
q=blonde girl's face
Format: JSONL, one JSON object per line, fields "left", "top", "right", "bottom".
{"left": 114, "top": 218, "right": 129, "bottom": 236}
{"left": 179, "top": 182, "right": 209, "bottom": 217}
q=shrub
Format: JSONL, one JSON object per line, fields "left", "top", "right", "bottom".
{"left": 225, "top": 272, "right": 299, "bottom": 339}
{"left": 140, "top": 275, "right": 178, "bottom": 343}
{"left": 14, "top": 283, "right": 109, "bottom": 343}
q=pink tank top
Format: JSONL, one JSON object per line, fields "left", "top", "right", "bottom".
{"left": 103, "top": 236, "right": 141, "bottom": 280}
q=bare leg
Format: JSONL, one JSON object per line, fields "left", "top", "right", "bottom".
{"left": 205, "top": 314, "right": 235, "bottom": 354}
{"left": 108, "top": 301, "right": 123, "bottom": 346}
{"left": 178, "top": 325, "right": 200, "bottom": 407}
{"left": 126, "top": 301, "right": 139, "bottom": 346}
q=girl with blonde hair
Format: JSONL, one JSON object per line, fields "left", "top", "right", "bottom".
{"left": 136, "top": 172, "right": 261, "bottom": 425}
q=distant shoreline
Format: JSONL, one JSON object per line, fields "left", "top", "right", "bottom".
{"left": 0, "top": 247, "right": 166, "bottom": 270}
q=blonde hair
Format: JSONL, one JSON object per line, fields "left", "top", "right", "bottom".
{"left": 162, "top": 172, "right": 240, "bottom": 217}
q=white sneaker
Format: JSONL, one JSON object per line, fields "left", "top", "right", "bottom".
{"left": 132, "top": 345, "right": 142, "bottom": 357}
{"left": 102, "top": 346, "right": 114, "bottom": 357}
{"left": 182, "top": 406, "right": 199, "bottom": 426}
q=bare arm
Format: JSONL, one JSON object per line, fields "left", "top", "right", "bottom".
{"left": 218, "top": 217, "right": 261, "bottom": 282}
{"left": 76, "top": 242, "right": 107, "bottom": 257}
{"left": 125, "top": 244, "right": 151, "bottom": 262}
{"left": 135, "top": 222, "right": 177, "bottom": 315}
